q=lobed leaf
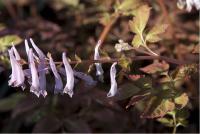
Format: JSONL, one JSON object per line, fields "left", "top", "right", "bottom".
{"left": 141, "top": 96, "right": 175, "bottom": 118}
{"left": 129, "top": 5, "right": 151, "bottom": 34}
{"left": 174, "top": 92, "right": 189, "bottom": 109}
{"left": 0, "top": 35, "right": 22, "bottom": 51}
{"left": 116, "top": 0, "right": 141, "bottom": 13}
{"left": 146, "top": 24, "right": 168, "bottom": 43}
{"left": 131, "top": 34, "right": 143, "bottom": 47}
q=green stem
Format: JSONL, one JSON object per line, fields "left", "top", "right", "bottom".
{"left": 172, "top": 113, "right": 177, "bottom": 134}
{"left": 139, "top": 32, "right": 158, "bottom": 56}
{"left": 143, "top": 45, "right": 159, "bottom": 56}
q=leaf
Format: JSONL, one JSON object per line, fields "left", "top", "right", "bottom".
{"left": 117, "top": 0, "right": 141, "bottom": 12}
{"left": 146, "top": 24, "right": 168, "bottom": 43}
{"left": 172, "top": 64, "right": 198, "bottom": 82}
{"left": 115, "top": 83, "right": 141, "bottom": 100}
{"left": 131, "top": 34, "right": 143, "bottom": 47}
{"left": 0, "top": 35, "right": 22, "bottom": 51}
{"left": 64, "top": 119, "right": 91, "bottom": 133}
{"left": 157, "top": 117, "right": 174, "bottom": 127}
{"left": 75, "top": 54, "right": 82, "bottom": 62}
{"left": 12, "top": 95, "right": 43, "bottom": 118}
{"left": 126, "top": 91, "right": 151, "bottom": 108}
{"left": 118, "top": 54, "right": 132, "bottom": 71}
{"left": 129, "top": 5, "right": 151, "bottom": 34}
{"left": 174, "top": 92, "right": 189, "bottom": 109}
{"left": 0, "top": 93, "right": 26, "bottom": 112}
{"left": 176, "top": 109, "right": 189, "bottom": 127}
{"left": 33, "top": 115, "right": 62, "bottom": 133}
{"left": 140, "top": 61, "right": 169, "bottom": 74}
{"left": 99, "top": 13, "right": 111, "bottom": 26}
{"left": 61, "top": 0, "right": 79, "bottom": 7}
{"left": 141, "top": 96, "right": 175, "bottom": 118}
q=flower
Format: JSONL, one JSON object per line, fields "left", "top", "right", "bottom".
{"left": 62, "top": 52, "right": 74, "bottom": 97}
{"left": 49, "top": 54, "right": 63, "bottom": 94}
{"left": 94, "top": 40, "right": 104, "bottom": 82}
{"left": 8, "top": 48, "right": 25, "bottom": 89}
{"left": 107, "top": 62, "right": 118, "bottom": 97}
{"left": 73, "top": 70, "right": 97, "bottom": 87}
{"left": 29, "top": 38, "right": 47, "bottom": 97}
{"left": 28, "top": 49, "right": 41, "bottom": 97}
{"left": 177, "top": 0, "right": 200, "bottom": 12}
{"left": 115, "top": 39, "right": 132, "bottom": 52}
{"left": 12, "top": 44, "right": 21, "bottom": 60}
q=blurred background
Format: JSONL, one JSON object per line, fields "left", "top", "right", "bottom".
{"left": 0, "top": 0, "right": 199, "bottom": 133}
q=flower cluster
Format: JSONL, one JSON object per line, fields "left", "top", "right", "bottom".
{"left": 8, "top": 38, "right": 118, "bottom": 98}
{"left": 177, "top": 0, "right": 200, "bottom": 12}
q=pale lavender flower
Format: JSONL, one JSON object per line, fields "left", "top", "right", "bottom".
{"left": 8, "top": 48, "right": 25, "bottom": 89}
{"left": 25, "top": 39, "right": 30, "bottom": 56}
{"left": 49, "top": 54, "right": 63, "bottom": 94}
{"left": 29, "top": 38, "right": 47, "bottom": 97}
{"left": 12, "top": 44, "right": 21, "bottom": 60}
{"left": 73, "top": 70, "right": 97, "bottom": 87}
{"left": 107, "top": 62, "right": 118, "bottom": 97}
{"left": 30, "top": 38, "right": 46, "bottom": 59}
{"left": 62, "top": 52, "right": 74, "bottom": 97}
{"left": 177, "top": 0, "right": 200, "bottom": 11}
{"left": 94, "top": 40, "right": 104, "bottom": 82}
{"left": 28, "top": 49, "right": 40, "bottom": 97}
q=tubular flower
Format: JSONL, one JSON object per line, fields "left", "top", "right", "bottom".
{"left": 177, "top": 0, "right": 200, "bottom": 11}
{"left": 107, "top": 62, "right": 118, "bottom": 97}
{"left": 49, "top": 54, "right": 63, "bottom": 94}
{"left": 28, "top": 49, "right": 40, "bottom": 97}
{"left": 94, "top": 40, "right": 104, "bottom": 82}
{"left": 8, "top": 48, "right": 25, "bottom": 89}
{"left": 62, "top": 52, "right": 74, "bottom": 97}
{"left": 12, "top": 44, "right": 21, "bottom": 60}
{"left": 73, "top": 70, "right": 97, "bottom": 87}
{"left": 30, "top": 38, "right": 47, "bottom": 97}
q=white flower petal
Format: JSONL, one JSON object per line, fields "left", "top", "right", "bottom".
{"left": 8, "top": 48, "right": 25, "bottom": 89}
{"left": 30, "top": 38, "right": 46, "bottom": 59}
{"left": 94, "top": 40, "right": 104, "bottom": 82}
{"left": 62, "top": 52, "right": 74, "bottom": 97}
{"left": 107, "top": 62, "right": 118, "bottom": 97}
{"left": 28, "top": 49, "right": 40, "bottom": 97}
{"left": 49, "top": 54, "right": 63, "bottom": 94}
{"left": 12, "top": 44, "right": 21, "bottom": 60}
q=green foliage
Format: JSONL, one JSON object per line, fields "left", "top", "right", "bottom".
{"left": 146, "top": 24, "right": 168, "bottom": 43}
{"left": 141, "top": 96, "right": 175, "bottom": 118}
{"left": 115, "top": 82, "right": 142, "bottom": 100}
{"left": 118, "top": 54, "right": 132, "bottom": 71}
{"left": 129, "top": 4, "right": 168, "bottom": 55}
{"left": 129, "top": 5, "right": 150, "bottom": 35}
{"left": 174, "top": 92, "right": 189, "bottom": 109}
{"left": 0, "top": 93, "right": 26, "bottom": 112}
{"left": 131, "top": 34, "right": 143, "bottom": 48}
{"left": 157, "top": 117, "right": 174, "bottom": 127}
{"left": 99, "top": 13, "right": 111, "bottom": 26}
{"left": 0, "top": 35, "right": 22, "bottom": 51}
{"left": 115, "top": 0, "right": 142, "bottom": 16}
